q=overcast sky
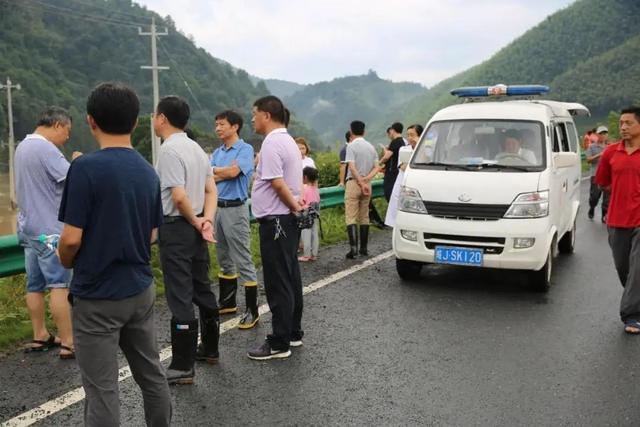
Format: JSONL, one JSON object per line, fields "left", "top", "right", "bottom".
{"left": 137, "top": 0, "right": 575, "bottom": 87}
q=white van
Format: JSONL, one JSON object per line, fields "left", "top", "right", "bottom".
{"left": 392, "top": 84, "right": 587, "bottom": 291}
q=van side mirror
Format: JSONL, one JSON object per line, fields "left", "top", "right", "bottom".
{"left": 399, "top": 146, "right": 413, "bottom": 165}
{"left": 553, "top": 152, "right": 578, "bottom": 169}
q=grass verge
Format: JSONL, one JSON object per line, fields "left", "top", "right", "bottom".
{"left": 0, "top": 200, "right": 388, "bottom": 351}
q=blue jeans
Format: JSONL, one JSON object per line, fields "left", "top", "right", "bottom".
{"left": 19, "top": 233, "right": 71, "bottom": 293}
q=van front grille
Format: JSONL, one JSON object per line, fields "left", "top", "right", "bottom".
{"left": 423, "top": 201, "right": 510, "bottom": 221}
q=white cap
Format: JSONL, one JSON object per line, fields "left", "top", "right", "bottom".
{"left": 596, "top": 125, "right": 608, "bottom": 134}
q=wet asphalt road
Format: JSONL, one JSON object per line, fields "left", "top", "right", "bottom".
{"left": 2, "top": 182, "right": 640, "bottom": 426}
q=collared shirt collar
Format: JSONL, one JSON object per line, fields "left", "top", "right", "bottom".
{"left": 27, "top": 133, "right": 50, "bottom": 143}
{"left": 352, "top": 136, "right": 365, "bottom": 143}
{"left": 265, "top": 128, "right": 288, "bottom": 139}
{"left": 163, "top": 132, "right": 187, "bottom": 144}
{"left": 221, "top": 138, "right": 244, "bottom": 151}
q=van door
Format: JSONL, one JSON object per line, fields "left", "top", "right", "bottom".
{"left": 551, "top": 122, "right": 575, "bottom": 235}
{"left": 564, "top": 121, "right": 582, "bottom": 220}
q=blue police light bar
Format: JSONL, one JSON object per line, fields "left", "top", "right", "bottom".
{"left": 450, "top": 84, "right": 550, "bottom": 98}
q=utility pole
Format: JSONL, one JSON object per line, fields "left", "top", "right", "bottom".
{"left": 0, "top": 77, "right": 21, "bottom": 210}
{"left": 139, "top": 17, "right": 169, "bottom": 166}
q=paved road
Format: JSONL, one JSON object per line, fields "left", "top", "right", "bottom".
{"left": 2, "top": 183, "right": 640, "bottom": 426}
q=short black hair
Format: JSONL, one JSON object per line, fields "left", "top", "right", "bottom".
{"left": 303, "top": 166, "right": 319, "bottom": 183}
{"left": 391, "top": 122, "right": 403, "bottom": 134}
{"left": 408, "top": 124, "right": 424, "bottom": 136}
{"left": 215, "top": 110, "right": 243, "bottom": 133}
{"left": 350, "top": 120, "right": 365, "bottom": 136}
{"left": 36, "top": 106, "right": 72, "bottom": 127}
{"left": 184, "top": 127, "right": 197, "bottom": 141}
{"left": 157, "top": 96, "right": 190, "bottom": 130}
{"left": 345, "top": 131, "right": 351, "bottom": 142}
{"left": 253, "top": 95, "right": 286, "bottom": 124}
{"left": 284, "top": 108, "right": 291, "bottom": 127}
{"left": 86, "top": 82, "right": 139, "bottom": 135}
{"left": 504, "top": 129, "right": 521, "bottom": 140}
{"left": 621, "top": 106, "right": 640, "bottom": 122}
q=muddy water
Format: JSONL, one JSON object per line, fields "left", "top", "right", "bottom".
{"left": 0, "top": 173, "right": 17, "bottom": 235}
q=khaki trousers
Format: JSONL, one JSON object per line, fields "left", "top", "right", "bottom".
{"left": 345, "top": 180, "right": 371, "bottom": 225}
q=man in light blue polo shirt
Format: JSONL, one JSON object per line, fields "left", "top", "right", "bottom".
{"left": 211, "top": 110, "right": 260, "bottom": 329}
{"left": 15, "top": 106, "right": 81, "bottom": 358}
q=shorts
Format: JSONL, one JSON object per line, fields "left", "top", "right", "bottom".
{"left": 19, "top": 234, "right": 71, "bottom": 293}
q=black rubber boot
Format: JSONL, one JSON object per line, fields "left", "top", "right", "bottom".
{"left": 196, "top": 315, "right": 219, "bottom": 364}
{"left": 239, "top": 284, "right": 260, "bottom": 330}
{"left": 359, "top": 225, "right": 370, "bottom": 256}
{"left": 167, "top": 318, "right": 198, "bottom": 385}
{"left": 346, "top": 225, "right": 358, "bottom": 259}
{"left": 218, "top": 276, "right": 238, "bottom": 314}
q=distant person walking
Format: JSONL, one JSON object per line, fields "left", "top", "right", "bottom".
{"left": 57, "top": 82, "right": 171, "bottom": 426}
{"left": 248, "top": 96, "right": 304, "bottom": 360}
{"left": 211, "top": 110, "right": 260, "bottom": 329}
{"left": 155, "top": 96, "right": 219, "bottom": 384}
{"left": 385, "top": 124, "right": 423, "bottom": 227}
{"left": 344, "top": 120, "right": 378, "bottom": 259}
{"left": 14, "top": 106, "right": 80, "bottom": 359}
{"left": 299, "top": 166, "right": 321, "bottom": 262}
{"left": 586, "top": 125, "right": 610, "bottom": 222}
{"left": 380, "top": 122, "right": 406, "bottom": 201}
{"left": 595, "top": 107, "right": 640, "bottom": 334}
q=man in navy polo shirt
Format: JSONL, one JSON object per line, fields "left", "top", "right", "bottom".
{"left": 57, "top": 82, "right": 171, "bottom": 426}
{"left": 595, "top": 106, "right": 640, "bottom": 334}
{"left": 211, "top": 110, "right": 260, "bottom": 329}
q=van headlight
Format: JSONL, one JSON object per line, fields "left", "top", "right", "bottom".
{"left": 399, "top": 186, "right": 427, "bottom": 214}
{"left": 504, "top": 191, "right": 549, "bottom": 218}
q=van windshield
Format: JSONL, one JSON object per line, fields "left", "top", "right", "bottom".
{"left": 411, "top": 120, "right": 546, "bottom": 172}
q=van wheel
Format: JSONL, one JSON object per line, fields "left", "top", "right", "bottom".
{"left": 558, "top": 219, "right": 576, "bottom": 254}
{"left": 396, "top": 258, "right": 422, "bottom": 281}
{"left": 530, "top": 248, "right": 552, "bottom": 292}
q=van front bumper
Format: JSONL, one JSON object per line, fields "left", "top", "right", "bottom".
{"left": 392, "top": 211, "right": 554, "bottom": 271}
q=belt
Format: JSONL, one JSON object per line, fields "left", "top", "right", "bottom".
{"left": 345, "top": 177, "right": 355, "bottom": 182}
{"left": 218, "top": 199, "right": 245, "bottom": 208}
{"left": 256, "top": 214, "right": 293, "bottom": 224}
{"left": 163, "top": 213, "right": 204, "bottom": 224}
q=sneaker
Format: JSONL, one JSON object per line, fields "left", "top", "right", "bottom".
{"left": 289, "top": 340, "right": 303, "bottom": 348}
{"left": 166, "top": 368, "right": 195, "bottom": 385}
{"left": 247, "top": 341, "right": 291, "bottom": 361}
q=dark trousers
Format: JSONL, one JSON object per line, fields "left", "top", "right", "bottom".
{"left": 608, "top": 227, "right": 640, "bottom": 322}
{"left": 72, "top": 286, "right": 172, "bottom": 427}
{"left": 589, "top": 177, "right": 610, "bottom": 216}
{"left": 383, "top": 175, "right": 396, "bottom": 202}
{"left": 369, "top": 201, "right": 383, "bottom": 225}
{"left": 159, "top": 220, "right": 218, "bottom": 322}
{"left": 258, "top": 214, "right": 303, "bottom": 350}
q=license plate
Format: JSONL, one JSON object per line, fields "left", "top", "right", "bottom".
{"left": 434, "top": 246, "right": 483, "bottom": 267}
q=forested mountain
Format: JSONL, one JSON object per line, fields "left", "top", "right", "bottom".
{"left": 251, "top": 78, "right": 307, "bottom": 99}
{"left": 285, "top": 71, "right": 426, "bottom": 146}
{"left": 0, "top": 0, "right": 319, "bottom": 163}
{"left": 398, "top": 0, "right": 640, "bottom": 131}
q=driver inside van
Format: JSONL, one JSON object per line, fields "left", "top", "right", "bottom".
{"left": 496, "top": 129, "right": 537, "bottom": 164}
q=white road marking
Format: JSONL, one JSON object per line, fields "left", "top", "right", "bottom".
{"left": 1, "top": 250, "right": 394, "bottom": 427}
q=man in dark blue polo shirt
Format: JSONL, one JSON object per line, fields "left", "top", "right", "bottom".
{"left": 57, "top": 82, "right": 171, "bottom": 426}
{"left": 211, "top": 110, "right": 260, "bottom": 329}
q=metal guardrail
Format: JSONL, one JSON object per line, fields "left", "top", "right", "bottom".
{"left": 0, "top": 180, "right": 384, "bottom": 278}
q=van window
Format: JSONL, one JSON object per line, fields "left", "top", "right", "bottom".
{"left": 412, "top": 120, "right": 546, "bottom": 172}
{"left": 565, "top": 122, "right": 579, "bottom": 152}
{"left": 554, "top": 123, "right": 570, "bottom": 152}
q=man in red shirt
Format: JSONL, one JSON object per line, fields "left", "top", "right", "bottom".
{"left": 595, "top": 107, "right": 640, "bottom": 334}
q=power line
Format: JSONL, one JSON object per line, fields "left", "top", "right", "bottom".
{"left": 49, "top": 0, "right": 153, "bottom": 23}
{"left": 158, "top": 38, "right": 208, "bottom": 119}
{"left": 2, "top": 0, "right": 149, "bottom": 29}
{"left": 25, "top": 0, "right": 149, "bottom": 26}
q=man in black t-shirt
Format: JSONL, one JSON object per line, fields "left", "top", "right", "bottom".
{"left": 58, "top": 82, "right": 171, "bottom": 426}
{"left": 380, "top": 122, "right": 406, "bottom": 201}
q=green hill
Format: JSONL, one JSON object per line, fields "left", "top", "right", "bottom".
{"left": 285, "top": 70, "right": 426, "bottom": 146}
{"left": 0, "top": 0, "right": 319, "bottom": 161}
{"left": 400, "top": 0, "right": 640, "bottom": 130}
